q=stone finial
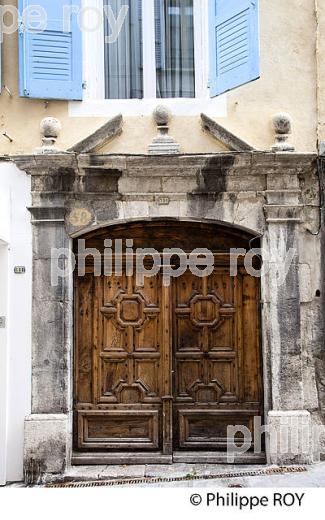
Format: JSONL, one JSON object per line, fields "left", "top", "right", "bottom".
{"left": 272, "top": 113, "right": 295, "bottom": 152}
{"left": 148, "top": 105, "right": 180, "bottom": 155}
{"left": 34, "top": 117, "right": 62, "bottom": 154}
{"left": 153, "top": 105, "right": 171, "bottom": 126}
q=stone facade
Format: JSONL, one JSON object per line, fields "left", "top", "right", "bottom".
{"left": 11, "top": 151, "right": 325, "bottom": 483}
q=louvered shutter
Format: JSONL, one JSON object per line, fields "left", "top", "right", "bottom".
{"left": 209, "top": 0, "right": 260, "bottom": 97}
{"left": 19, "top": 0, "right": 82, "bottom": 100}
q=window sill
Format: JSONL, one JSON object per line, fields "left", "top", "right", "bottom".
{"left": 69, "top": 95, "right": 227, "bottom": 118}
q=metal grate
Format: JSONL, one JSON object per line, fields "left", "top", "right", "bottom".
{"left": 46, "top": 466, "right": 307, "bottom": 488}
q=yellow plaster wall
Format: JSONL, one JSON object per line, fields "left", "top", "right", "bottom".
{"left": 316, "top": 0, "right": 325, "bottom": 145}
{"left": 0, "top": 0, "right": 320, "bottom": 155}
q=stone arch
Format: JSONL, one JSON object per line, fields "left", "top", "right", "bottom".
{"left": 70, "top": 216, "right": 263, "bottom": 242}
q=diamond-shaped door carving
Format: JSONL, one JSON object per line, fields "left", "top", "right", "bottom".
{"left": 117, "top": 294, "right": 145, "bottom": 327}
{"left": 190, "top": 294, "right": 221, "bottom": 327}
{"left": 176, "top": 291, "right": 235, "bottom": 329}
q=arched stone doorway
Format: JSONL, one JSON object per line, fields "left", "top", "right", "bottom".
{"left": 73, "top": 220, "right": 263, "bottom": 464}
{"left": 21, "top": 151, "right": 319, "bottom": 482}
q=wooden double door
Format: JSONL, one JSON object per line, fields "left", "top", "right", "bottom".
{"left": 74, "top": 222, "right": 263, "bottom": 462}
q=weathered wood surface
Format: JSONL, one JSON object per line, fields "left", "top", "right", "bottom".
{"left": 74, "top": 222, "right": 263, "bottom": 459}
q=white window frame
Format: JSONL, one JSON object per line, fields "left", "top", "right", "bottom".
{"left": 70, "top": 0, "right": 227, "bottom": 117}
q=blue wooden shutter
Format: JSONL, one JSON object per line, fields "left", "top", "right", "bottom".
{"left": 209, "top": 0, "right": 260, "bottom": 97}
{"left": 19, "top": 0, "right": 82, "bottom": 100}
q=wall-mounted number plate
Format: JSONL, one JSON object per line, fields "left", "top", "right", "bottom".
{"left": 14, "top": 266, "right": 26, "bottom": 274}
{"left": 0, "top": 317, "right": 6, "bottom": 328}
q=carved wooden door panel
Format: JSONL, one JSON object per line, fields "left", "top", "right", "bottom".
{"left": 75, "top": 267, "right": 172, "bottom": 454}
{"left": 75, "top": 241, "right": 262, "bottom": 458}
{"left": 173, "top": 260, "right": 262, "bottom": 451}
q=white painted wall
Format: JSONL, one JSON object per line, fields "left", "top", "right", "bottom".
{"left": 0, "top": 162, "right": 32, "bottom": 485}
{"left": 0, "top": 242, "right": 9, "bottom": 486}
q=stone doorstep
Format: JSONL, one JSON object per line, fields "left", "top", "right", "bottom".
{"left": 44, "top": 463, "right": 301, "bottom": 485}
{"left": 8, "top": 463, "right": 325, "bottom": 487}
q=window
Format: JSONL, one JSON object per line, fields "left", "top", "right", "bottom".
{"left": 155, "top": 0, "right": 195, "bottom": 98}
{"left": 18, "top": 0, "right": 260, "bottom": 103}
{"left": 103, "top": 0, "right": 195, "bottom": 100}
{"left": 104, "top": 1, "right": 143, "bottom": 99}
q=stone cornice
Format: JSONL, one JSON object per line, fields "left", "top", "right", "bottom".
{"left": 5, "top": 151, "right": 317, "bottom": 177}
{"left": 7, "top": 153, "right": 78, "bottom": 174}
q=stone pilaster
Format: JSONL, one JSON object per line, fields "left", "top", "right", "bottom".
{"left": 24, "top": 203, "right": 71, "bottom": 483}
{"left": 29, "top": 205, "right": 71, "bottom": 414}
{"left": 263, "top": 171, "right": 313, "bottom": 463}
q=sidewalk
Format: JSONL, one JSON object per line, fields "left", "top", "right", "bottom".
{"left": 5, "top": 462, "right": 325, "bottom": 488}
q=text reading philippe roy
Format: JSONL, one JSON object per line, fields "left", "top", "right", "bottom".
{"left": 189, "top": 492, "right": 305, "bottom": 510}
